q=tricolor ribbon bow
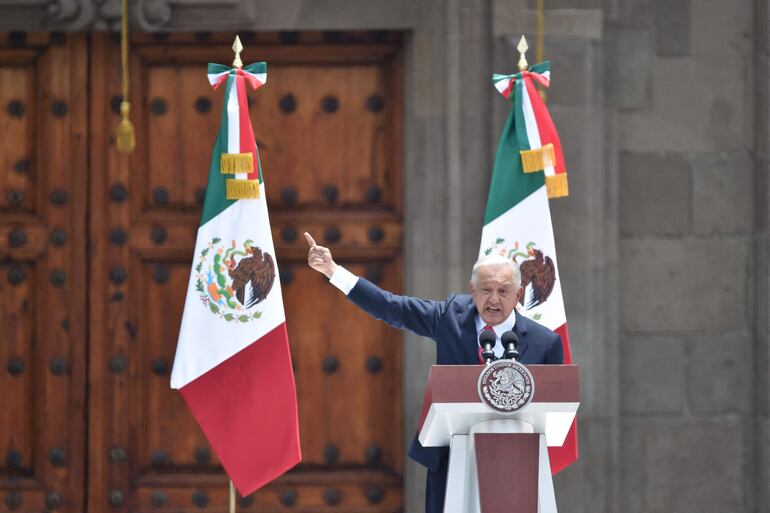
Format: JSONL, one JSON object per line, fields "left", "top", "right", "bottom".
{"left": 493, "top": 61, "right": 568, "bottom": 198}
{"left": 208, "top": 63, "right": 267, "bottom": 91}
{"left": 207, "top": 62, "right": 268, "bottom": 200}
{"left": 493, "top": 69, "right": 551, "bottom": 99}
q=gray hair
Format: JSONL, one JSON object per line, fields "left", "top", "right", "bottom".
{"left": 470, "top": 253, "right": 521, "bottom": 289}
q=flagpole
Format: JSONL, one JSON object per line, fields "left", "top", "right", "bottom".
{"left": 226, "top": 41, "right": 242, "bottom": 513}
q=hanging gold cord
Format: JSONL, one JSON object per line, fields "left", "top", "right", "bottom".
{"left": 116, "top": 0, "right": 135, "bottom": 153}
{"left": 536, "top": 0, "right": 546, "bottom": 103}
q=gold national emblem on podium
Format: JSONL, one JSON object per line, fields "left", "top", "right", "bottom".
{"left": 477, "top": 360, "right": 535, "bottom": 413}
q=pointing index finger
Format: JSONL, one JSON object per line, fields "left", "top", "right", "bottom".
{"left": 304, "top": 232, "right": 317, "bottom": 247}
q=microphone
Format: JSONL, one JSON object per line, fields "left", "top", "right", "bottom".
{"left": 479, "top": 329, "right": 497, "bottom": 364}
{"left": 501, "top": 330, "right": 519, "bottom": 361}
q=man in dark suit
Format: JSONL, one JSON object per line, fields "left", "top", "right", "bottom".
{"left": 304, "top": 233, "right": 563, "bottom": 513}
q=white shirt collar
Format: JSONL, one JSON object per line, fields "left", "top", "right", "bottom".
{"left": 475, "top": 308, "right": 517, "bottom": 358}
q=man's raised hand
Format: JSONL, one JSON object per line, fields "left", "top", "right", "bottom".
{"left": 305, "top": 232, "right": 337, "bottom": 278}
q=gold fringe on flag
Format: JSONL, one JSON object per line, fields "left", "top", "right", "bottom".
{"left": 226, "top": 179, "right": 260, "bottom": 199}
{"left": 220, "top": 153, "right": 254, "bottom": 174}
{"left": 545, "top": 173, "right": 569, "bottom": 198}
{"left": 520, "top": 143, "right": 555, "bottom": 173}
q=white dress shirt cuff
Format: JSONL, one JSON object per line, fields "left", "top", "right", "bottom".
{"left": 328, "top": 266, "right": 359, "bottom": 295}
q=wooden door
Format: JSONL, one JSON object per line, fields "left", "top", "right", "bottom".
{"left": 87, "top": 32, "right": 404, "bottom": 512}
{"left": 0, "top": 33, "right": 87, "bottom": 513}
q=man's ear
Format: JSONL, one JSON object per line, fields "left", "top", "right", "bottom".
{"left": 469, "top": 280, "right": 475, "bottom": 294}
{"left": 515, "top": 286, "right": 524, "bottom": 302}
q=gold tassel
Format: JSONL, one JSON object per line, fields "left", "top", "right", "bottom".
{"left": 116, "top": 0, "right": 134, "bottom": 154}
{"left": 520, "top": 143, "right": 555, "bottom": 173}
{"left": 226, "top": 179, "right": 260, "bottom": 199}
{"left": 117, "top": 101, "right": 135, "bottom": 153}
{"left": 545, "top": 173, "right": 569, "bottom": 198}
{"left": 220, "top": 153, "right": 254, "bottom": 174}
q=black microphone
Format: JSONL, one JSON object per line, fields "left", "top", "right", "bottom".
{"left": 479, "top": 329, "right": 497, "bottom": 364}
{"left": 501, "top": 330, "right": 519, "bottom": 361}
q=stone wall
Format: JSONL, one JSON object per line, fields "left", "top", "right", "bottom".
{"left": 607, "top": 0, "right": 766, "bottom": 512}
{"left": 0, "top": 1, "right": 767, "bottom": 512}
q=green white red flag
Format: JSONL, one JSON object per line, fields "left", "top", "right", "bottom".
{"left": 479, "top": 61, "right": 577, "bottom": 474}
{"left": 171, "top": 61, "right": 301, "bottom": 494}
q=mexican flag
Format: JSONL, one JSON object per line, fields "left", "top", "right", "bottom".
{"left": 171, "top": 61, "right": 301, "bottom": 494}
{"left": 479, "top": 61, "right": 577, "bottom": 474}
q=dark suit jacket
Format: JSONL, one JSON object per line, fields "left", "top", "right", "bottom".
{"left": 347, "top": 277, "right": 564, "bottom": 471}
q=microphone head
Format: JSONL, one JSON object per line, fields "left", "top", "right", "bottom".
{"left": 479, "top": 329, "right": 497, "bottom": 347}
{"left": 501, "top": 330, "right": 519, "bottom": 347}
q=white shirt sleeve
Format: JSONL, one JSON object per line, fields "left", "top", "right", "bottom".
{"left": 328, "top": 265, "right": 359, "bottom": 295}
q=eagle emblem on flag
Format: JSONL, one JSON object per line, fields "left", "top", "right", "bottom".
{"left": 194, "top": 237, "right": 275, "bottom": 322}
{"left": 483, "top": 238, "right": 556, "bottom": 311}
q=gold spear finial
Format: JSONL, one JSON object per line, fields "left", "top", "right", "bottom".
{"left": 232, "top": 35, "right": 243, "bottom": 69}
{"left": 517, "top": 35, "right": 529, "bottom": 72}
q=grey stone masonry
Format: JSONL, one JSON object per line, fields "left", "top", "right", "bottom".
{"left": 620, "top": 238, "right": 749, "bottom": 332}
{"left": 605, "top": 26, "right": 653, "bottom": 109}
{"left": 691, "top": 151, "right": 754, "bottom": 235}
{"left": 619, "top": 152, "right": 691, "bottom": 236}
{"left": 615, "top": 0, "right": 764, "bottom": 511}
{"left": 622, "top": 418, "right": 746, "bottom": 513}
{"left": 654, "top": 0, "right": 690, "bottom": 57}
{"left": 620, "top": 336, "right": 686, "bottom": 414}
{"left": 687, "top": 330, "right": 753, "bottom": 415}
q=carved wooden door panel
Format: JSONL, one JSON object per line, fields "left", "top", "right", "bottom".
{"left": 88, "top": 32, "right": 403, "bottom": 512}
{"left": 0, "top": 33, "right": 87, "bottom": 513}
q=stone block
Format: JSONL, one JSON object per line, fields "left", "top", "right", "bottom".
{"left": 762, "top": 318, "right": 769, "bottom": 416}
{"left": 757, "top": 417, "right": 770, "bottom": 511}
{"left": 689, "top": 0, "right": 752, "bottom": 56}
{"left": 524, "top": 0, "right": 603, "bottom": 8}
{"left": 544, "top": 39, "right": 594, "bottom": 106}
{"left": 687, "top": 331, "right": 752, "bottom": 414}
{"left": 615, "top": 0, "right": 654, "bottom": 28}
{"left": 622, "top": 418, "right": 745, "bottom": 513}
{"left": 620, "top": 238, "right": 749, "bottom": 332}
{"left": 620, "top": 419, "right": 645, "bottom": 513}
{"left": 691, "top": 151, "right": 753, "bottom": 235}
{"left": 620, "top": 336, "right": 686, "bottom": 414}
{"left": 760, "top": 294, "right": 770, "bottom": 415}
{"left": 411, "top": 32, "right": 449, "bottom": 118}
{"left": 493, "top": 35, "right": 519, "bottom": 76}
{"left": 166, "top": 0, "right": 418, "bottom": 31}
{"left": 654, "top": 0, "right": 690, "bottom": 56}
{"left": 757, "top": 55, "right": 769, "bottom": 154}
{"left": 552, "top": 417, "right": 614, "bottom": 513}
{"left": 405, "top": 115, "right": 451, "bottom": 277}
{"left": 492, "top": 5, "right": 603, "bottom": 39}
{"left": 619, "top": 151, "right": 690, "bottom": 235}
{"left": 619, "top": 56, "right": 749, "bottom": 152}
{"left": 292, "top": 0, "right": 416, "bottom": 29}
{"left": 550, "top": 107, "right": 607, "bottom": 291}
{"left": 605, "top": 26, "right": 653, "bottom": 109}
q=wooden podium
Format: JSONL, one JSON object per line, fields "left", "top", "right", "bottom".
{"left": 418, "top": 365, "right": 579, "bottom": 513}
